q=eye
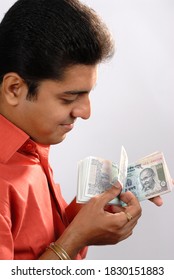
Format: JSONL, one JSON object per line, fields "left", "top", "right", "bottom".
{"left": 61, "top": 96, "right": 78, "bottom": 104}
{"left": 61, "top": 99, "right": 75, "bottom": 104}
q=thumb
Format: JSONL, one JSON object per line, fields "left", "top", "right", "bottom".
{"left": 98, "top": 183, "right": 122, "bottom": 207}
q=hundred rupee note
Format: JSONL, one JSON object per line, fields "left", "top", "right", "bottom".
{"left": 77, "top": 148, "right": 172, "bottom": 204}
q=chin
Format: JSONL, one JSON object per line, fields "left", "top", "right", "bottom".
{"left": 51, "top": 134, "right": 67, "bottom": 145}
{"left": 35, "top": 132, "right": 67, "bottom": 145}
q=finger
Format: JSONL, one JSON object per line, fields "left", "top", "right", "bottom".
{"left": 149, "top": 196, "right": 163, "bottom": 206}
{"left": 121, "top": 209, "right": 141, "bottom": 226}
{"left": 95, "top": 185, "right": 122, "bottom": 207}
{"left": 120, "top": 191, "right": 139, "bottom": 207}
{"left": 112, "top": 210, "right": 139, "bottom": 227}
{"left": 119, "top": 192, "right": 142, "bottom": 222}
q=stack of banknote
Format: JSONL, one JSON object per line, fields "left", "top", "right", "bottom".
{"left": 77, "top": 147, "right": 173, "bottom": 205}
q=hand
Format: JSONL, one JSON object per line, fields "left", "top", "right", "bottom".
{"left": 57, "top": 185, "right": 142, "bottom": 258}
{"left": 149, "top": 196, "right": 163, "bottom": 206}
{"left": 149, "top": 178, "right": 174, "bottom": 206}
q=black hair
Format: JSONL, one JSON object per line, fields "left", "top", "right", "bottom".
{"left": 0, "top": 0, "right": 115, "bottom": 98}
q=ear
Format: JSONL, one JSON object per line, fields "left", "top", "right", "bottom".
{"left": 1, "top": 73, "right": 27, "bottom": 106}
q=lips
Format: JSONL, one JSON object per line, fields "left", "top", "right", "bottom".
{"left": 61, "top": 123, "right": 74, "bottom": 132}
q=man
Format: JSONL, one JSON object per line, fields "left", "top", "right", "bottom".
{"left": 0, "top": 0, "right": 160, "bottom": 260}
{"left": 140, "top": 168, "right": 161, "bottom": 193}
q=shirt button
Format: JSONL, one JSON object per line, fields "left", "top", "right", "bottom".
{"left": 26, "top": 143, "right": 34, "bottom": 151}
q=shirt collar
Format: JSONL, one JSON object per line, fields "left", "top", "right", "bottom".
{"left": 0, "top": 114, "right": 29, "bottom": 163}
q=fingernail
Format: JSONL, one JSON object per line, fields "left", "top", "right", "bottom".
{"left": 113, "top": 180, "right": 123, "bottom": 189}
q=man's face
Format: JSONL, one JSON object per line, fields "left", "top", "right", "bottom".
{"left": 140, "top": 169, "right": 155, "bottom": 190}
{"left": 15, "top": 64, "right": 98, "bottom": 144}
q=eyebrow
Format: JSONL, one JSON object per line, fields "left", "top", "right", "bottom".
{"left": 63, "top": 90, "right": 90, "bottom": 95}
{"left": 62, "top": 84, "right": 97, "bottom": 95}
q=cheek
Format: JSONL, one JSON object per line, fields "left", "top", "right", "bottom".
{"left": 39, "top": 111, "right": 67, "bottom": 128}
{"left": 27, "top": 100, "right": 70, "bottom": 127}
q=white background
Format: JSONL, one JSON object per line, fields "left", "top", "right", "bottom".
{"left": 1, "top": 0, "right": 174, "bottom": 260}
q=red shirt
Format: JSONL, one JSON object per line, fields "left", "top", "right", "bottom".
{"left": 0, "top": 114, "right": 86, "bottom": 259}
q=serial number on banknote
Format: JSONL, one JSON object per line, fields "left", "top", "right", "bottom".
{"left": 104, "top": 266, "right": 164, "bottom": 276}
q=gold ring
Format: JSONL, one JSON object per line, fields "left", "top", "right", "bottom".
{"left": 125, "top": 212, "right": 133, "bottom": 222}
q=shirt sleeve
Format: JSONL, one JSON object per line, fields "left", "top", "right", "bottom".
{"left": 0, "top": 178, "right": 14, "bottom": 259}
{"left": 0, "top": 214, "right": 14, "bottom": 259}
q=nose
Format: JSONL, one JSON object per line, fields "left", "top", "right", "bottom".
{"left": 71, "top": 94, "right": 91, "bottom": 120}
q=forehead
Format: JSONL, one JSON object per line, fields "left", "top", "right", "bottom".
{"left": 141, "top": 170, "right": 152, "bottom": 177}
{"left": 40, "top": 65, "right": 98, "bottom": 92}
{"left": 37, "top": 64, "right": 98, "bottom": 94}
{"left": 61, "top": 64, "right": 98, "bottom": 86}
